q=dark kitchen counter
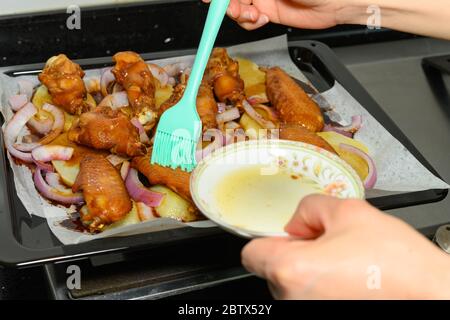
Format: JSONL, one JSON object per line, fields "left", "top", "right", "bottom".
{"left": 0, "top": 1, "right": 448, "bottom": 300}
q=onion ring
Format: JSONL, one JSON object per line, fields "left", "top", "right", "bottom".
{"left": 3, "top": 102, "right": 37, "bottom": 162}
{"left": 33, "top": 168, "right": 84, "bottom": 205}
{"left": 100, "top": 67, "right": 115, "bottom": 97}
{"left": 98, "top": 92, "right": 129, "bottom": 109}
{"left": 125, "top": 169, "right": 165, "bottom": 207}
{"left": 242, "top": 100, "right": 276, "bottom": 129}
{"left": 147, "top": 63, "right": 170, "bottom": 87}
{"left": 339, "top": 143, "right": 377, "bottom": 189}
{"left": 31, "top": 145, "right": 74, "bottom": 162}
{"left": 8, "top": 94, "right": 28, "bottom": 112}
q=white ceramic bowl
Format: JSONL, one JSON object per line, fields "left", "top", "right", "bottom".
{"left": 190, "top": 140, "right": 365, "bottom": 238}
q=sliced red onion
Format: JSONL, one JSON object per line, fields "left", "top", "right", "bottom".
{"left": 112, "top": 83, "right": 123, "bottom": 93}
{"left": 33, "top": 168, "right": 84, "bottom": 205}
{"left": 131, "top": 117, "right": 150, "bottom": 144}
{"left": 15, "top": 132, "right": 41, "bottom": 152}
{"left": 98, "top": 91, "right": 129, "bottom": 109}
{"left": 17, "top": 79, "right": 35, "bottom": 99}
{"left": 106, "top": 154, "right": 129, "bottom": 166}
{"left": 38, "top": 103, "right": 65, "bottom": 144}
{"left": 216, "top": 107, "right": 240, "bottom": 124}
{"left": 242, "top": 100, "right": 276, "bottom": 129}
{"left": 120, "top": 161, "right": 131, "bottom": 180}
{"left": 339, "top": 143, "right": 377, "bottom": 189}
{"left": 340, "top": 115, "right": 363, "bottom": 133}
{"left": 32, "top": 145, "right": 74, "bottom": 162}
{"left": 100, "top": 67, "right": 115, "bottom": 97}
{"left": 323, "top": 124, "right": 353, "bottom": 138}
{"left": 253, "top": 104, "right": 279, "bottom": 122}
{"left": 3, "top": 102, "right": 37, "bottom": 162}
{"left": 147, "top": 63, "right": 169, "bottom": 87}
{"left": 136, "top": 202, "right": 157, "bottom": 222}
{"left": 84, "top": 76, "right": 101, "bottom": 93}
{"left": 17, "top": 103, "right": 65, "bottom": 151}
{"left": 8, "top": 94, "right": 28, "bottom": 112}
{"left": 45, "top": 172, "right": 70, "bottom": 192}
{"left": 168, "top": 77, "right": 176, "bottom": 86}
{"left": 125, "top": 168, "right": 165, "bottom": 207}
{"left": 217, "top": 102, "right": 227, "bottom": 114}
{"left": 162, "top": 62, "right": 191, "bottom": 77}
{"left": 34, "top": 159, "right": 54, "bottom": 172}
{"left": 15, "top": 142, "right": 40, "bottom": 152}
{"left": 247, "top": 95, "right": 269, "bottom": 105}
{"left": 27, "top": 115, "right": 53, "bottom": 135}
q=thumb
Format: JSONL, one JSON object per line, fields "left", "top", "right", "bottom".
{"left": 284, "top": 194, "right": 349, "bottom": 239}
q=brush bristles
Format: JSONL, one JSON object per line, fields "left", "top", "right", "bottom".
{"left": 152, "top": 131, "right": 197, "bottom": 172}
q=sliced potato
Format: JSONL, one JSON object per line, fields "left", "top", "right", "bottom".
{"left": 317, "top": 132, "right": 369, "bottom": 154}
{"left": 84, "top": 93, "right": 97, "bottom": 110}
{"left": 239, "top": 107, "right": 274, "bottom": 140}
{"left": 32, "top": 85, "right": 53, "bottom": 109}
{"left": 52, "top": 160, "right": 80, "bottom": 186}
{"left": 79, "top": 202, "right": 141, "bottom": 231}
{"left": 155, "top": 84, "right": 174, "bottom": 108}
{"left": 317, "top": 132, "right": 370, "bottom": 181}
{"left": 103, "top": 201, "right": 141, "bottom": 230}
{"left": 337, "top": 148, "right": 369, "bottom": 181}
{"left": 63, "top": 112, "right": 78, "bottom": 132}
{"left": 239, "top": 112, "right": 262, "bottom": 139}
{"left": 150, "top": 185, "right": 198, "bottom": 222}
{"left": 50, "top": 133, "right": 108, "bottom": 186}
{"left": 236, "top": 57, "right": 267, "bottom": 101}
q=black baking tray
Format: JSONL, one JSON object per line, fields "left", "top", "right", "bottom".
{"left": 0, "top": 40, "right": 447, "bottom": 267}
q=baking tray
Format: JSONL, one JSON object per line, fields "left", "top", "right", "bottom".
{"left": 0, "top": 40, "right": 447, "bottom": 267}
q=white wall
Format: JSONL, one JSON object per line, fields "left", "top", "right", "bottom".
{"left": 0, "top": 0, "right": 157, "bottom": 16}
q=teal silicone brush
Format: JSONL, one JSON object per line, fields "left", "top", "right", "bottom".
{"left": 151, "top": 0, "right": 230, "bottom": 172}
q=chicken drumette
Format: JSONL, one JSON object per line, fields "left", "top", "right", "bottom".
{"left": 73, "top": 154, "right": 132, "bottom": 232}
{"left": 112, "top": 51, "right": 158, "bottom": 130}
{"left": 132, "top": 150, "right": 192, "bottom": 202}
{"left": 266, "top": 67, "right": 324, "bottom": 132}
{"left": 38, "top": 54, "right": 89, "bottom": 115}
{"left": 205, "top": 48, "right": 246, "bottom": 106}
{"left": 279, "top": 124, "right": 336, "bottom": 154}
{"left": 159, "top": 80, "right": 218, "bottom": 131}
{"left": 68, "top": 107, "right": 146, "bottom": 157}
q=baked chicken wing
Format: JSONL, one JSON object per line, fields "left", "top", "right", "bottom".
{"left": 279, "top": 124, "right": 336, "bottom": 154}
{"left": 206, "top": 48, "right": 245, "bottom": 106}
{"left": 112, "top": 51, "right": 157, "bottom": 130}
{"left": 38, "top": 54, "right": 89, "bottom": 115}
{"left": 68, "top": 107, "right": 146, "bottom": 157}
{"left": 266, "top": 67, "right": 324, "bottom": 132}
{"left": 73, "top": 154, "right": 132, "bottom": 232}
{"left": 159, "top": 80, "right": 218, "bottom": 131}
{"left": 132, "top": 151, "right": 192, "bottom": 201}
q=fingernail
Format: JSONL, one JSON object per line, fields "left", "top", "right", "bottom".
{"left": 242, "top": 11, "right": 255, "bottom": 21}
{"left": 260, "top": 14, "right": 270, "bottom": 25}
{"left": 227, "top": 7, "right": 236, "bottom": 18}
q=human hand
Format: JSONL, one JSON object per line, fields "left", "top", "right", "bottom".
{"left": 242, "top": 195, "right": 450, "bottom": 299}
{"left": 201, "top": 0, "right": 350, "bottom": 30}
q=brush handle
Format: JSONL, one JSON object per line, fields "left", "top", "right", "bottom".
{"left": 182, "top": 0, "right": 230, "bottom": 104}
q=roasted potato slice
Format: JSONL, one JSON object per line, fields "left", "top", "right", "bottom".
{"left": 150, "top": 185, "right": 200, "bottom": 222}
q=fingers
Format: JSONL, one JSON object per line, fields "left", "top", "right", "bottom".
{"left": 285, "top": 195, "right": 372, "bottom": 239}
{"left": 202, "top": 0, "right": 270, "bottom": 30}
{"left": 237, "top": 14, "right": 270, "bottom": 30}
{"left": 241, "top": 237, "right": 295, "bottom": 278}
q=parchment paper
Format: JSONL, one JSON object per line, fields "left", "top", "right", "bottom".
{"left": 1, "top": 35, "right": 448, "bottom": 244}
